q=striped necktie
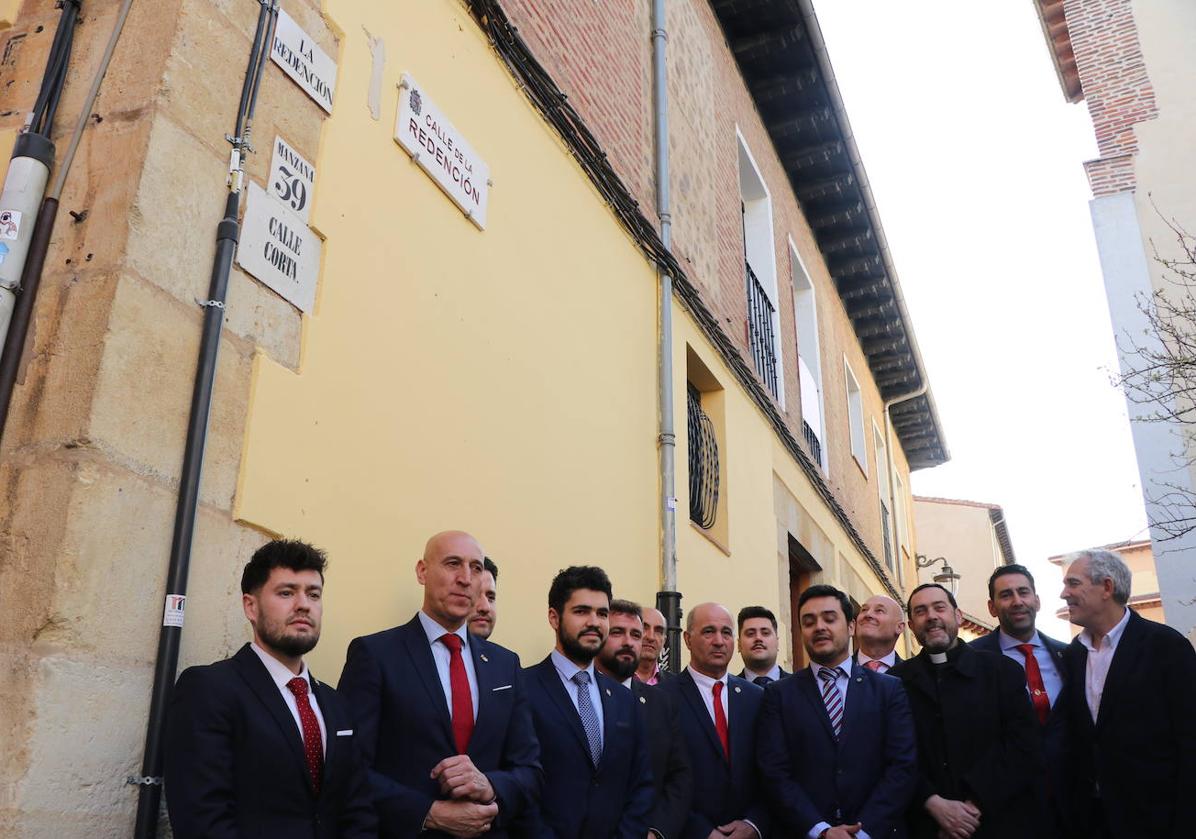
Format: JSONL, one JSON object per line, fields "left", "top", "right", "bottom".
{"left": 818, "top": 666, "right": 845, "bottom": 738}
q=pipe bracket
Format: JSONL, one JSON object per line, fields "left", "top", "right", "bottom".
{"left": 126, "top": 776, "right": 162, "bottom": 787}
{"left": 196, "top": 298, "right": 226, "bottom": 310}
{"left": 657, "top": 432, "right": 676, "bottom": 446}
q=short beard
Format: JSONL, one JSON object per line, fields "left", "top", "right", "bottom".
{"left": 559, "top": 626, "right": 601, "bottom": 664}
{"left": 599, "top": 649, "right": 638, "bottom": 681}
{"left": 260, "top": 624, "right": 319, "bottom": 658}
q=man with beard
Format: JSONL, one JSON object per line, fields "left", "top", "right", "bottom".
{"left": 338, "top": 531, "right": 540, "bottom": 838}
{"left": 636, "top": 606, "right": 671, "bottom": 685}
{"left": 757, "top": 585, "right": 915, "bottom": 839}
{"left": 854, "top": 595, "right": 905, "bottom": 673}
{"left": 165, "top": 540, "right": 376, "bottom": 838}
{"left": 518, "top": 567, "right": 652, "bottom": 838}
{"left": 736, "top": 606, "right": 789, "bottom": 685}
{"left": 468, "top": 557, "right": 499, "bottom": 640}
{"left": 596, "top": 599, "right": 693, "bottom": 839}
{"left": 890, "top": 584, "right": 1043, "bottom": 839}
{"left": 1058, "top": 549, "right": 1196, "bottom": 838}
{"left": 969, "top": 565, "right": 1067, "bottom": 834}
{"left": 661, "top": 602, "right": 770, "bottom": 839}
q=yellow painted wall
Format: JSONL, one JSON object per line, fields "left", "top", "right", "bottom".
{"left": 234, "top": 0, "right": 912, "bottom": 679}
{"left": 1, "top": 0, "right": 20, "bottom": 30}
{"left": 236, "top": 0, "right": 660, "bottom": 675}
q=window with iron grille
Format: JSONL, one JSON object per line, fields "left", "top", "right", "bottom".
{"left": 687, "top": 384, "right": 720, "bottom": 529}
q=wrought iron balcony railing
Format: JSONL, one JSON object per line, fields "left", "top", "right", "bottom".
{"left": 687, "top": 385, "right": 720, "bottom": 529}
{"left": 802, "top": 419, "right": 822, "bottom": 467}
{"left": 745, "top": 261, "right": 779, "bottom": 399}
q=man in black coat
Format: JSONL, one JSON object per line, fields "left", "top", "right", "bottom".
{"left": 1059, "top": 549, "right": 1196, "bottom": 838}
{"left": 165, "top": 540, "right": 375, "bottom": 838}
{"left": 891, "top": 584, "right": 1043, "bottom": 839}
{"left": 596, "top": 599, "right": 693, "bottom": 839}
{"left": 735, "top": 606, "right": 790, "bottom": 686}
{"left": 970, "top": 564, "right": 1069, "bottom": 835}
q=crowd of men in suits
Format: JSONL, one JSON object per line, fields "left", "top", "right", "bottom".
{"left": 163, "top": 530, "right": 1196, "bottom": 838}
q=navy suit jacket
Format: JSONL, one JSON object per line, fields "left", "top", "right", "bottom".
{"left": 662, "top": 670, "right": 770, "bottom": 839}
{"left": 756, "top": 663, "right": 916, "bottom": 838}
{"left": 164, "top": 644, "right": 376, "bottom": 838}
{"left": 1060, "top": 610, "right": 1196, "bottom": 837}
{"left": 337, "top": 616, "right": 541, "bottom": 838}
{"left": 516, "top": 656, "right": 653, "bottom": 838}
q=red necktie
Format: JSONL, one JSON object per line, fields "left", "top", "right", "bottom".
{"left": 864, "top": 659, "right": 885, "bottom": 672}
{"left": 1016, "top": 643, "right": 1051, "bottom": 725}
{"left": 286, "top": 677, "right": 324, "bottom": 794}
{"left": 440, "top": 633, "right": 475, "bottom": 753}
{"left": 712, "top": 681, "right": 730, "bottom": 761}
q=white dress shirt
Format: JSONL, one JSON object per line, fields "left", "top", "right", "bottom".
{"left": 687, "top": 666, "right": 730, "bottom": 723}
{"left": 550, "top": 649, "right": 605, "bottom": 746}
{"left": 997, "top": 630, "right": 1063, "bottom": 707}
{"left": 418, "top": 610, "right": 480, "bottom": 721}
{"left": 744, "top": 664, "right": 783, "bottom": 684}
{"left": 808, "top": 657, "right": 869, "bottom": 839}
{"left": 1078, "top": 607, "right": 1131, "bottom": 722}
{"left": 250, "top": 642, "right": 326, "bottom": 753}
{"left": 856, "top": 650, "right": 897, "bottom": 673}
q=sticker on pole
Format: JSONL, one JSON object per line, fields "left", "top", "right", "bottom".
{"left": 163, "top": 594, "right": 187, "bottom": 628}
{"left": 0, "top": 210, "right": 20, "bottom": 240}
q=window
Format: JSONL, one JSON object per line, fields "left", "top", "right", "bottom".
{"left": 844, "top": 360, "right": 867, "bottom": 473}
{"left": 790, "top": 239, "right": 825, "bottom": 470}
{"left": 688, "top": 383, "right": 719, "bottom": 529}
{"left": 737, "top": 130, "right": 784, "bottom": 405}
{"left": 874, "top": 422, "right": 893, "bottom": 572}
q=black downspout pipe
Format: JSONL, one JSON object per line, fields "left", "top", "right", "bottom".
{"left": 130, "top": 192, "right": 240, "bottom": 839}
{"left": 656, "top": 590, "right": 682, "bottom": 674}
{"left": 132, "top": 3, "right": 275, "bottom": 834}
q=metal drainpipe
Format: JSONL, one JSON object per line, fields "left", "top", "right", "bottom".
{"left": 651, "top": 0, "right": 682, "bottom": 673}
{"left": 883, "top": 382, "right": 927, "bottom": 590}
{"left": 131, "top": 3, "right": 277, "bottom": 835}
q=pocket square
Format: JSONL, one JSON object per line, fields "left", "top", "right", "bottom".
{"left": 492, "top": 684, "right": 513, "bottom": 692}
{"left": 336, "top": 729, "right": 353, "bottom": 736}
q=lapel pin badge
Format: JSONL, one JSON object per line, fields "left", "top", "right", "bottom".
{"left": 639, "top": 695, "right": 647, "bottom": 704}
{"left": 734, "top": 686, "right": 741, "bottom": 693}
{"left": 605, "top": 688, "right": 612, "bottom": 697}
{"left": 480, "top": 654, "right": 488, "bottom": 662}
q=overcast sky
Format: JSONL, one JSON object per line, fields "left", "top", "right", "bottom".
{"left": 815, "top": 1, "right": 1150, "bottom": 636}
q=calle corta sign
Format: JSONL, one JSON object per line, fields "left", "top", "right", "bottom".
{"left": 394, "top": 74, "right": 491, "bottom": 230}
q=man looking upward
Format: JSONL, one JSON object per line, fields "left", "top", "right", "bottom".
{"left": 854, "top": 595, "right": 905, "bottom": 673}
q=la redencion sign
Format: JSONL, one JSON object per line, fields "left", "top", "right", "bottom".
{"left": 271, "top": 8, "right": 337, "bottom": 113}
{"left": 394, "top": 74, "right": 490, "bottom": 229}
{"left": 238, "top": 182, "right": 322, "bottom": 313}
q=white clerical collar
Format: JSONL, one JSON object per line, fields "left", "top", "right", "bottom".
{"left": 929, "top": 651, "right": 948, "bottom": 664}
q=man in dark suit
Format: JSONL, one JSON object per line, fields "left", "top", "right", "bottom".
{"left": 165, "top": 539, "right": 376, "bottom": 838}
{"left": 736, "top": 606, "right": 789, "bottom": 685}
{"left": 891, "top": 584, "right": 1043, "bottom": 839}
{"left": 519, "top": 566, "right": 653, "bottom": 838}
{"left": 661, "top": 602, "right": 770, "bottom": 839}
{"left": 970, "top": 564, "right": 1068, "bottom": 834}
{"left": 468, "top": 557, "right": 500, "bottom": 640}
{"left": 637, "top": 605, "right": 671, "bottom": 685}
{"left": 854, "top": 595, "right": 905, "bottom": 674}
{"left": 1059, "top": 549, "right": 1196, "bottom": 838}
{"left": 596, "top": 598, "right": 693, "bottom": 839}
{"left": 338, "top": 531, "right": 540, "bottom": 838}
{"left": 758, "top": 584, "right": 915, "bottom": 838}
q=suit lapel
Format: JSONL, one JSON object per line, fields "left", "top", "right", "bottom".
{"left": 469, "top": 635, "right": 496, "bottom": 754}
{"left": 678, "top": 670, "right": 727, "bottom": 764}
{"left": 837, "top": 663, "right": 867, "bottom": 748}
{"left": 311, "top": 675, "right": 337, "bottom": 790}
{"left": 535, "top": 657, "right": 593, "bottom": 760}
{"left": 232, "top": 645, "right": 312, "bottom": 795}
{"left": 726, "top": 677, "right": 753, "bottom": 767}
{"left": 597, "top": 671, "right": 619, "bottom": 769}
{"left": 796, "top": 668, "right": 838, "bottom": 741}
{"left": 400, "top": 616, "right": 455, "bottom": 740}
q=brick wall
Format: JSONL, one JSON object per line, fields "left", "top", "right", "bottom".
{"left": 1064, "top": 0, "right": 1158, "bottom": 196}
{"left": 500, "top": 0, "right": 896, "bottom": 561}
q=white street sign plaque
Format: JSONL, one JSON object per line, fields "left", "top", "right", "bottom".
{"left": 268, "top": 135, "right": 316, "bottom": 224}
{"left": 238, "top": 182, "right": 322, "bottom": 313}
{"left": 271, "top": 8, "right": 337, "bottom": 113}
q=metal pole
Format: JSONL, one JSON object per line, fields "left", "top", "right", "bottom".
{"left": 652, "top": 0, "right": 682, "bottom": 671}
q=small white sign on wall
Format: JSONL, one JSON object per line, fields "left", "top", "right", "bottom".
{"left": 238, "top": 182, "right": 322, "bottom": 313}
{"left": 271, "top": 8, "right": 337, "bottom": 113}
{"left": 394, "top": 74, "right": 491, "bottom": 229}
{"left": 268, "top": 135, "right": 316, "bottom": 224}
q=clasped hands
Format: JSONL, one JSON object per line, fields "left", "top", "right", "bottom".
{"left": 424, "top": 755, "right": 498, "bottom": 838}
{"left": 926, "top": 794, "right": 981, "bottom": 839}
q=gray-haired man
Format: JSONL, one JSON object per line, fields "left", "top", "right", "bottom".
{"left": 1059, "top": 549, "right": 1196, "bottom": 838}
